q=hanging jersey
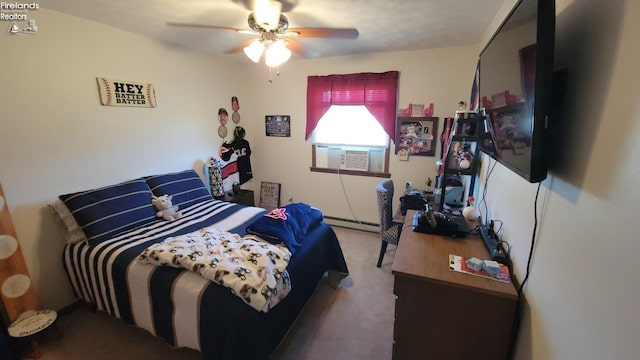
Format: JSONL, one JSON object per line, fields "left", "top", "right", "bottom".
{"left": 230, "top": 138, "right": 253, "bottom": 184}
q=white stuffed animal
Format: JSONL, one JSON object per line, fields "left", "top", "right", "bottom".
{"left": 152, "top": 195, "right": 182, "bottom": 221}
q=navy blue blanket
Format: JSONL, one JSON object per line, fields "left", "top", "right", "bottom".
{"left": 246, "top": 203, "right": 324, "bottom": 256}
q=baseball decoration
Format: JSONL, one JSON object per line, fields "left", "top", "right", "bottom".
{"left": 0, "top": 183, "right": 38, "bottom": 322}
{"left": 96, "top": 77, "right": 157, "bottom": 108}
{"left": 231, "top": 96, "right": 241, "bottom": 124}
{"left": 218, "top": 107, "right": 229, "bottom": 138}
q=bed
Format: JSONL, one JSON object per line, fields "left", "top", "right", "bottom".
{"left": 52, "top": 169, "right": 349, "bottom": 359}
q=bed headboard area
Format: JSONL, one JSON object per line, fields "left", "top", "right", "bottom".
{"left": 50, "top": 169, "right": 211, "bottom": 246}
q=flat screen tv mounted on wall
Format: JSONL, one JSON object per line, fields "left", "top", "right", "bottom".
{"left": 478, "top": 0, "right": 555, "bottom": 183}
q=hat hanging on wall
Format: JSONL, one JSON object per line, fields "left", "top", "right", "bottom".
{"left": 234, "top": 126, "right": 246, "bottom": 140}
{"left": 220, "top": 142, "right": 234, "bottom": 161}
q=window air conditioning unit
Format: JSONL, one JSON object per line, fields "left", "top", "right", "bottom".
{"left": 340, "top": 150, "right": 369, "bottom": 171}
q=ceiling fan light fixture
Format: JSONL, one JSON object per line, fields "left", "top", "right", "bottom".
{"left": 253, "top": 0, "right": 283, "bottom": 31}
{"left": 265, "top": 39, "right": 291, "bottom": 67}
{"left": 243, "top": 39, "right": 265, "bottom": 62}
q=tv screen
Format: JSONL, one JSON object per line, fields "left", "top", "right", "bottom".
{"left": 478, "top": 0, "right": 555, "bottom": 183}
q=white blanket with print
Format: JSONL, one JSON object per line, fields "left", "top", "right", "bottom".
{"left": 137, "top": 227, "right": 291, "bottom": 312}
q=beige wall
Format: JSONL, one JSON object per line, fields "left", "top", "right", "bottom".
{"left": 2, "top": 1, "right": 640, "bottom": 359}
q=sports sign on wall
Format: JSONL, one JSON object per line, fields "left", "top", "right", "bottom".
{"left": 96, "top": 77, "right": 157, "bottom": 108}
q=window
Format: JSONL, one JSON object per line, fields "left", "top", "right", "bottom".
{"left": 312, "top": 106, "right": 389, "bottom": 147}
{"left": 306, "top": 71, "right": 398, "bottom": 177}
{"left": 311, "top": 105, "right": 389, "bottom": 174}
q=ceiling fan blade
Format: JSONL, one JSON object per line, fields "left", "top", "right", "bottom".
{"left": 285, "top": 39, "right": 319, "bottom": 58}
{"left": 166, "top": 22, "right": 246, "bottom": 33}
{"left": 288, "top": 27, "right": 359, "bottom": 39}
{"left": 278, "top": 31, "right": 300, "bottom": 38}
{"left": 226, "top": 38, "right": 257, "bottom": 54}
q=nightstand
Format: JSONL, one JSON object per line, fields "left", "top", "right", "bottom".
{"left": 230, "top": 190, "right": 255, "bottom": 206}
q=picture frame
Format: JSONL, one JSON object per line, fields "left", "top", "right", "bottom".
{"left": 395, "top": 116, "right": 439, "bottom": 157}
{"left": 398, "top": 148, "right": 409, "bottom": 161}
{"left": 265, "top": 115, "right": 291, "bottom": 137}
{"left": 259, "top": 182, "right": 281, "bottom": 210}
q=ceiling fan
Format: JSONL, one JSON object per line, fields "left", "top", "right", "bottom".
{"left": 167, "top": 0, "right": 359, "bottom": 67}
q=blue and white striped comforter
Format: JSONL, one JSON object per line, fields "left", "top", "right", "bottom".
{"left": 63, "top": 200, "right": 266, "bottom": 351}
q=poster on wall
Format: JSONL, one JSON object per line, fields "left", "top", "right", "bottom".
{"left": 265, "top": 115, "right": 291, "bottom": 137}
{"left": 96, "top": 77, "right": 157, "bottom": 108}
{"left": 395, "top": 116, "right": 439, "bottom": 156}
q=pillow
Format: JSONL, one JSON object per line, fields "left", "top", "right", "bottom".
{"left": 59, "top": 178, "right": 157, "bottom": 245}
{"left": 145, "top": 169, "right": 213, "bottom": 209}
{"left": 48, "top": 199, "right": 87, "bottom": 244}
{"left": 246, "top": 203, "right": 324, "bottom": 256}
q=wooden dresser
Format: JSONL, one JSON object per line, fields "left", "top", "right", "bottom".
{"left": 391, "top": 210, "right": 518, "bottom": 359}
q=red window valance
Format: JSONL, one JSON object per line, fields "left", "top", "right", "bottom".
{"left": 306, "top": 71, "right": 399, "bottom": 140}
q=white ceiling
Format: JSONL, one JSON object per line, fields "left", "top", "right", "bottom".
{"left": 37, "top": 0, "right": 505, "bottom": 62}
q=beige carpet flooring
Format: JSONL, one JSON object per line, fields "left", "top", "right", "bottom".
{"left": 34, "top": 226, "right": 396, "bottom": 360}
